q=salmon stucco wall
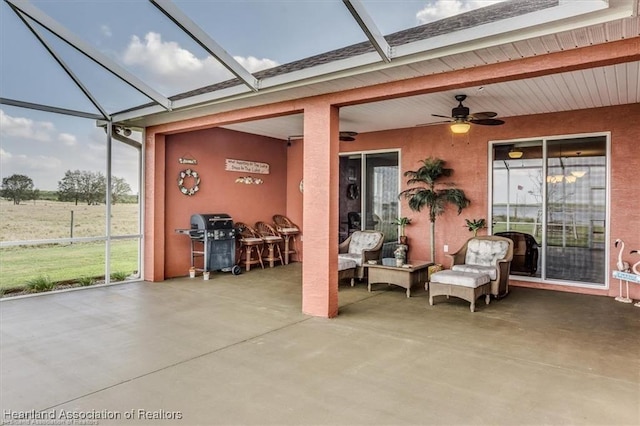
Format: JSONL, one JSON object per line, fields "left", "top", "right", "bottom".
{"left": 285, "top": 138, "right": 304, "bottom": 261}
{"left": 163, "top": 127, "right": 288, "bottom": 278}
{"left": 340, "top": 103, "right": 640, "bottom": 298}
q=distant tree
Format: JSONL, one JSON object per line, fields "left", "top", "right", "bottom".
{"left": 58, "top": 170, "right": 106, "bottom": 205}
{"left": 111, "top": 176, "right": 132, "bottom": 204}
{"left": 80, "top": 171, "right": 106, "bottom": 205}
{"left": 58, "top": 170, "right": 83, "bottom": 205}
{"left": 1, "top": 174, "right": 36, "bottom": 205}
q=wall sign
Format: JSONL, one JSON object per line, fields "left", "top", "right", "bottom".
{"left": 179, "top": 157, "right": 197, "bottom": 165}
{"left": 225, "top": 159, "right": 269, "bottom": 174}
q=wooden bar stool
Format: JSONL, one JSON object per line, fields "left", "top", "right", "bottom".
{"left": 273, "top": 214, "right": 300, "bottom": 264}
{"left": 255, "top": 221, "right": 284, "bottom": 267}
{"left": 235, "top": 222, "right": 264, "bottom": 271}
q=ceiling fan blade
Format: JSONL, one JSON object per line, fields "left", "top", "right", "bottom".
{"left": 416, "top": 120, "right": 451, "bottom": 127}
{"left": 471, "top": 118, "right": 505, "bottom": 126}
{"left": 431, "top": 114, "right": 453, "bottom": 120}
{"left": 470, "top": 111, "right": 497, "bottom": 119}
{"left": 289, "top": 131, "right": 358, "bottom": 141}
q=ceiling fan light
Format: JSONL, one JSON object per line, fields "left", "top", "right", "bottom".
{"left": 571, "top": 170, "right": 586, "bottom": 178}
{"left": 508, "top": 148, "right": 523, "bottom": 159}
{"left": 450, "top": 121, "right": 470, "bottom": 134}
{"left": 564, "top": 175, "right": 577, "bottom": 183}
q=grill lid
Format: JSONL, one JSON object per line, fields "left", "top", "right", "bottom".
{"left": 190, "top": 213, "right": 234, "bottom": 230}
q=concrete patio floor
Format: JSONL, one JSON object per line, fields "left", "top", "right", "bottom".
{"left": 1, "top": 263, "right": 638, "bottom": 425}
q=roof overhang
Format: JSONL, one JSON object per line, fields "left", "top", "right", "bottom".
{"left": 113, "top": 0, "right": 637, "bottom": 129}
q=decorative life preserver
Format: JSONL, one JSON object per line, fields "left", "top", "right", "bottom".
{"left": 178, "top": 169, "right": 200, "bottom": 196}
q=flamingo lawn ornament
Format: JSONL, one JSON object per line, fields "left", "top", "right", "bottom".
{"left": 631, "top": 250, "right": 640, "bottom": 307}
{"left": 614, "top": 239, "right": 632, "bottom": 303}
{"left": 630, "top": 250, "right": 640, "bottom": 275}
{"left": 614, "top": 239, "right": 630, "bottom": 272}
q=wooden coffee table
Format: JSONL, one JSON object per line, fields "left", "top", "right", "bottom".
{"left": 364, "top": 260, "right": 434, "bottom": 297}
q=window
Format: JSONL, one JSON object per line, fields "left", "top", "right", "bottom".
{"left": 491, "top": 134, "right": 608, "bottom": 286}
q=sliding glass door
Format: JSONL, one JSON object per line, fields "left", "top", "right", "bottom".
{"left": 339, "top": 151, "right": 399, "bottom": 248}
{"left": 491, "top": 135, "right": 608, "bottom": 286}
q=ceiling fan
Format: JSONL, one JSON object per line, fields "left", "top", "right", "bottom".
{"left": 427, "top": 94, "right": 505, "bottom": 133}
{"left": 337, "top": 131, "right": 358, "bottom": 141}
{"left": 287, "top": 131, "right": 358, "bottom": 142}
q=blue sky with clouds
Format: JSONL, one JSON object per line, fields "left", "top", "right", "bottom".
{"left": 0, "top": 1, "right": 506, "bottom": 192}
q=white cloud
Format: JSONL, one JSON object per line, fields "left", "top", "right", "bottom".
{"left": 121, "top": 32, "right": 278, "bottom": 93}
{"left": 58, "top": 133, "right": 77, "bottom": 147}
{"left": 0, "top": 148, "right": 61, "bottom": 173}
{"left": 0, "top": 148, "right": 12, "bottom": 163}
{"left": 100, "top": 24, "right": 112, "bottom": 37}
{"left": 0, "top": 109, "right": 55, "bottom": 142}
{"left": 417, "top": 0, "right": 507, "bottom": 24}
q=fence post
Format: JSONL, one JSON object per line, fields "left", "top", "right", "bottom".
{"left": 70, "top": 210, "right": 74, "bottom": 243}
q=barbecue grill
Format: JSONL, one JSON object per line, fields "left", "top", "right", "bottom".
{"left": 177, "top": 213, "right": 241, "bottom": 275}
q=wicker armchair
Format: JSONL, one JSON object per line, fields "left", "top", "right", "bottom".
{"left": 447, "top": 235, "right": 514, "bottom": 298}
{"left": 338, "top": 230, "right": 384, "bottom": 280}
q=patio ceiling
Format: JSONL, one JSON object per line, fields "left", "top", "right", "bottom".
{"left": 1, "top": 0, "right": 638, "bottom": 138}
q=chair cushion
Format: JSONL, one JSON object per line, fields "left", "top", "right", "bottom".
{"left": 277, "top": 227, "right": 299, "bottom": 233}
{"left": 262, "top": 236, "right": 283, "bottom": 242}
{"left": 452, "top": 264, "right": 498, "bottom": 280}
{"left": 430, "top": 270, "right": 490, "bottom": 288}
{"left": 241, "top": 237, "right": 263, "bottom": 243}
{"left": 465, "top": 239, "right": 509, "bottom": 267}
{"left": 338, "top": 253, "right": 363, "bottom": 267}
{"left": 338, "top": 258, "right": 357, "bottom": 271}
{"left": 348, "top": 231, "right": 382, "bottom": 255}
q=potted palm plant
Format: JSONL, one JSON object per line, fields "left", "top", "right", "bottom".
{"left": 399, "top": 157, "right": 470, "bottom": 261}
{"left": 393, "top": 217, "right": 412, "bottom": 244}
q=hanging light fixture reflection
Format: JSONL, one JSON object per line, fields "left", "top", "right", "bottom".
{"left": 508, "top": 147, "right": 523, "bottom": 159}
{"left": 571, "top": 170, "right": 586, "bottom": 178}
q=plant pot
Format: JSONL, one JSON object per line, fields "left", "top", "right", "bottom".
{"left": 189, "top": 269, "right": 196, "bottom": 278}
{"left": 203, "top": 271, "right": 210, "bottom": 280}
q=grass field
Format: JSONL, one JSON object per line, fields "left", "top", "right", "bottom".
{"left": 0, "top": 200, "right": 140, "bottom": 291}
{"left": 0, "top": 199, "right": 139, "bottom": 241}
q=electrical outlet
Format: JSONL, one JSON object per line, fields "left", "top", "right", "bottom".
{"left": 444, "top": 244, "right": 449, "bottom": 253}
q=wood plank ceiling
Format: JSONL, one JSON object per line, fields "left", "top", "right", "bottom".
{"left": 220, "top": 14, "right": 639, "bottom": 140}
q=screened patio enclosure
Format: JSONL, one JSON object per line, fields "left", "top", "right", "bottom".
{"left": 1, "top": 0, "right": 639, "bottom": 302}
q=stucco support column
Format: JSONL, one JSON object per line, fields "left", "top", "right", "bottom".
{"left": 302, "top": 101, "right": 339, "bottom": 318}
{"left": 143, "top": 131, "right": 166, "bottom": 282}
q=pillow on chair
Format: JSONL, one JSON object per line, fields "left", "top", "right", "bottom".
{"left": 348, "top": 232, "right": 383, "bottom": 255}
{"left": 465, "top": 239, "right": 509, "bottom": 267}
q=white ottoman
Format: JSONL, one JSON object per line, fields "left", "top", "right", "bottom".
{"left": 338, "top": 258, "right": 357, "bottom": 286}
{"left": 428, "top": 270, "right": 491, "bottom": 312}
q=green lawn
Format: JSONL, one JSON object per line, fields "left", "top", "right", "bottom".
{"left": 0, "top": 240, "right": 138, "bottom": 291}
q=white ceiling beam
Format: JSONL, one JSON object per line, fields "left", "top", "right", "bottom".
{"left": 5, "top": 0, "right": 172, "bottom": 111}
{"left": 11, "top": 7, "right": 110, "bottom": 119}
{"left": 342, "top": 0, "right": 392, "bottom": 63}
{"left": 0, "top": 97, "right": 105, "bottom": 120}
{"left": 150, "top": 0, "right": 259, "bottom": 92}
